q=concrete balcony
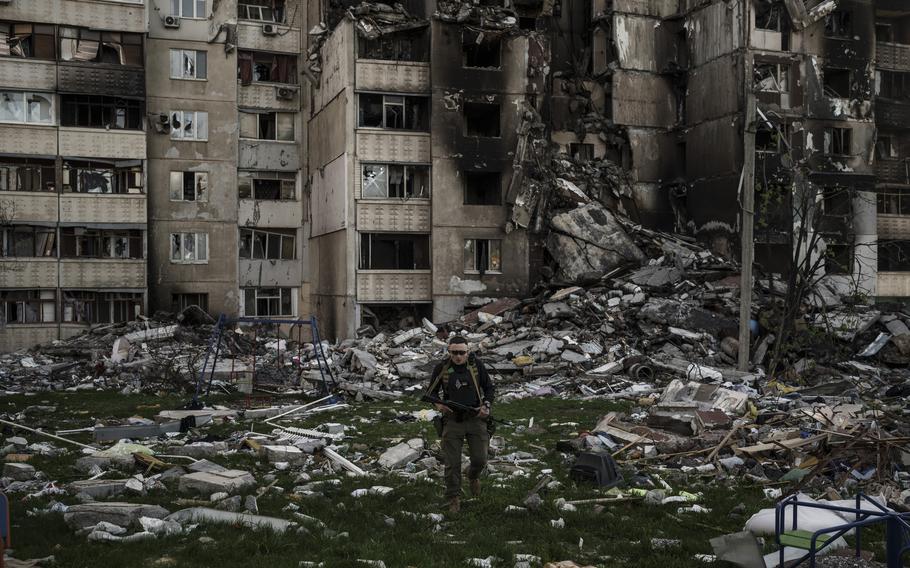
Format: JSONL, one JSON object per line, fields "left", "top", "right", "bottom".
{"left": 58, "top": 62, "right": 145, "bottom": 97}
{"left": 236, "top": 21, "right": 300, "bottom": 54}
{"left": 878, "top": 214, "right": 910, "bottom": 240}
{"left": 2, "top": 0, "right": 145, "bottom": 32}
{"left": 876, "top": 99, "right": 910, "bottom": 129}
{"left": 238, "top": 83, "right": 300, "bottom": 111}
{"left": 875, "top": 159, "right": 910, "bottom": 185}
{"left": 356, "top": 270, "right": 432, "bottom": 302}
{"left": 60, "top": 258, "right": 145, "bottom": 288}
{"left": 238, "top": 199, "right": 302, "bottom": 228}
{"left": 238, "top": 140, "right": 300, "bottom": 171}
{"left": 356, "top": 131, "right": 431, "bottom": 163}
{"left": 60, "top": 194, "right": 147, "bottom": 225}
{"left": 878, "top": 272, "right": 910, "bottom": 297}
{"left": 877, "top": 42, "right": 910, "bottom": 70}
{"left": 0, "top": 325, "right": 59, "bottom": 352}
{"left": 238, "top": 259, "right": 302, "bottom": 287}
{"left": 0, "top": 258, "right": 58, "bottom": 288}
{"left": 59, "top": 128, "right": 146, "bottom": 160}
{"left": 0, "top": 59, "right": 56, "bottom": 91}
{"left": 355, "top": 60, "right": 430, "bottom": 94}
{"left": 356, "top": 200, "right": 431, "bottom": 232}
{"left": 0, "top": 124, "right": 56, "bottom": 156}
{"left": 2, "top": 192, "right": 59, "bottom": 223}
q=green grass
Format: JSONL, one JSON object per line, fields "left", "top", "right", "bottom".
{"left": 1, "top": 393, "right": 886, "bottom": 567}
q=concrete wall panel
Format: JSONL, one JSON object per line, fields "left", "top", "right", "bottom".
{"left": 878, "top": 215, "right": 910, "bottom": 239}
{"left": 3, "top": 193, "right": 58, "bottom": 223}
{"left": 60, "top": 195, "right": 146, "bottom": 225}
{"left": 356, "top": 270, "right": 432, "bottom": 302}
{"left": 357, "top": 132, "right": 431, "bottom": 163}
{"left": 236, "top": 22, "right": 300, "bottom": 53}
{"left": 239, "top": 199, "right": 303, "bottom": 228}
{"left": 6, "top": 0, "right": 145, "bottom": 32}
{"left": 148, "top": 159, "right": 237, "bottom": 222}
{"left": 239, "top": 259, "right": 302, "bottom": 288}
{"left": 614, "top": 14, "right": 660, "bottom": 72}
{"left": 356, "top": 61, "right": 431, "bottom": 93}
{"left": 0, "top": 325, "right": 59, "bottom": 353}
{"left": 686, "top": 1, "right": 743, "bottom": 67}
{"left": 0, "top": 259, "right": 57, "bottom": 288}
{"left": 612, "top": 71, "right": 677, "bottom": 128}
{"left": 877, "top": 42, "right": 910, "bottom": 70}
{"left": 238, "top": 84, "right": 300, "bottom": 111}
{"left": 612, "top": 0, "right": 678, "bottom": 17}
{"left": 0, "top": 125, "right": 56, "bottom": 156}
{"left": 57, "top": 63, "right": 144, "bottom": 97}
{"left": 627, "top": 128, "right": 679, "bottom": 183}
{"left": 59, "top": 259, "right": 145, "bottom": 288}
{"left": 0, "top": 60, "right": 56, "bottom": 91}
{"left": 687, "top": 117, "right": 743, "bottom": 180}
{"left": 309, "top": 92, "right": 347, "bottom": 169}
{"left": 687, "top": 54, "right": 742, "bottom": 125}
{"left": 878, "top": 273, "right": 910, "bottom": 297}
{"left": 59, "top": 128, "right": 146, "bottom": 160}
{"left": 311, "top": 154, "right": 348, "bottom": 237}
{"left": 315, "top": 23, "right": 352, "bottom": 111}
{"left": 239, "top": 141, "right": 300, "bottom": 171}
{"left": 356, "top": 201, "right": 431, "bottom": 232}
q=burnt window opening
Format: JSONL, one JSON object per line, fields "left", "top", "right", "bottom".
{"left": 877, "top": 188, "right": 910, "bottom": 216}
{"left": 876, "top": 135, "right": 900, "bottom": 160}
{"left": 821, "top": 186, "right": 852, "bottom": 217}
{"left": 464, "top": 102, "right": 501, "bottom": 137}
{"left": 239, "top": 228, "right": 296, "bottom": 260}
{"left": 823, "top": 67, "right": 851, "bottom": 98}
{"left": 59, "top": 28, "right": 143, "bottom": 66}
{"left": 63, "top": 160, "right": 143, "bottom": 194}
{"left": 877, "top": 70, "right": 910, "bottom": 101}
{"left": 825, "top": 11, "right": 853, "bottom": 39}
{"left": 238, "top": 51, "right": 297, "bottom": 85}
{"left": 876, "top": 23, "right": 893, "bottom": 43}
{"left": 361, "top": 164, "right": 430, "bottom": 199}
{"left": 238, "top": 0, "right": 286, "bottom": 23}
{"left": 0, "top": 158, "right": 55, "bottom": 192}
{"left": 239, "top": 110, "right": 294, "bottom": 141}
{"left": 756, "top": 122, "right": 790, "bottom": 153}
{"left": 359, "top": 233, "right": 430, "bottom": 270}
{"left": 462, "top": 30, "right": 502, "bottom": 69}
{"left": 60, "top": 95, "right": 143, "bottom": 130}
{"left": 0, "top": 290, "right": 56, "bottom": 324}
{"left": 169, "top": 171, "right": 208, "bottom": 202}
{"left": 0, "top": 23, "right": 56, "bottom": 60}
{"left": 358, "top": 94, "right": 429, "bottom": 131}
{"left": 570, "top": 143, "right": 595, "bottom": 162}
{"left": 519, "top": 17, "right": 537, "bottom": 31}
{"left": 754, "top": 1, "right": 785, "bottom": 32}
{"left": 464, "top": 239, "right": 502, "bottom": 274}
{"left": 358, "top": 30, "right": 428, "bottom": 62}
{"left": 825, "top": 238, "right": 853, "bottom": 274}
{"left": 823, "top": 127, "right": 852, "bottom": 156}
{"left": 879, "top": 240, "right": 910, "bottom": 271}
{"left": 172, "top": 293, "right": 209, "bottom": 313}
{"left": 238, "top": 171, "right": 296, "bottom": 200}
{"left": 464, "top": 171, "right": 501, "bottom": 205}
{"left": 754, "top": 62, "right": 790, "bottom": 92}
{"left": 63, "top": 291, "right": 142, "bottom": 324}
{"left": 0, "top": 226, "right": 56, "bottom": 257}
{"left": 60, "top": 227, "right": 143, "bottom": 259}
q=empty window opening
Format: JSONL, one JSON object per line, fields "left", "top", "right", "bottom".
{"left": 239, "top": 110, "right": 294, "bottom": 141}
{"left": 61, "top": 95, "right": 143, "bottom": 130}
{"left": 238, "top": 171, "right": 296, "bottom": 200}
{"left": 754, "top": 62, "right": 789, "bottom": 92}
{"left": 570, "top": 143, "right": 595, "bottom": 162}
{"left": 463, "top": 171, "right": 501, "bottom": 205}
{"left": 61, "top": 227, "right": 143, "bottom": 259}
{"left": 63, "top": 291, "right": 142, "bottom": 324}
{"left": 821, "top": 186, "right": 852, "bottom": 217}
{"left": 823, "top": 127, "right": 852, "bottom": 155}
{"left": 359, "top": 233, "right": 430, "bottom": 270}
{"left": 0, "top": 23, "right": 56, "bottom": 59}
{"left": 238, "top": 51, "right": 297, "bottom": 85}
{"left": 755, "top": 2, "right": 785, "bottom": 32}
{"left": 0, "top": 226, "right": 56, "bottom": 257}
{"left": 464, "top": 102, "right": 501, "bottom": 137}
{"left": 464, "top": 239, "right": 502, "bottom": 274}
{"left": 361, "top": 164, "right": 429, "bottom": 199}
{"left": 825, "top": 11, "right": 852, "bottom": 38}
{"left": 358, "top": 30, "right": 428, "bottom": 62}
{"left": 876, "top": 23, "right": 893, "bottom": 43}
{"left": 239, "top": 228, "right": 296, "bottom": 260}
{"left": 756, "top": 122, "right": 789, "bottom": 153}
{"left": 876, "top": 135, "right": 900, "bottom": 160}
{"left": 823, "top": 68, "right": 851, "bottom": 98}
{"left": 879, "top": 240, "right": 910, "bottom": 272}
{"left": 358, "top": 94, "right": 428, "bottom": 130}
{"left": 463, "top": 30, "right": 502, "bottom": 68}
{"left": 169, "top": 171, "right": 208, "bottom": 201}
{"left": 825, "top": 239, "right": 853, "bottom": 274}
{"left": 877, "top": 70, "right": 910, "bottom": 100}
{"left": 877, "top": 188, "right": 910, "bottom": 216}
{"left": 172, "top": 293, "right": 209, "bottom": 313}
{"left": 238, "top": 0, "right": 286, "bottom": 22}
{"left": 243, "top": 287, "right": 294, "bottom": 317}
{"left": 64, "top": 160, "right": 143, "bottom": 194}
{"left": 0, "top": 158, "right": 55, "bottom": 192}
{"left": 0, "top": 290, "right": 56, "bottom": 324}
{"left": 169, "top": 232, "right": 207, "bottom": 263}
{"left": 59, "top": 28, "right": 143, "bottom": 66}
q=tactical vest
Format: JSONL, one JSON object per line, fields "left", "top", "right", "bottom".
{"left": 427, "top": 353, "right": 483, "bottom": 403}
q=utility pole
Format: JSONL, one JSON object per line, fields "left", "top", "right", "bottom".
{"left": 738, "top": 64, "right": 757, "bottom": 371}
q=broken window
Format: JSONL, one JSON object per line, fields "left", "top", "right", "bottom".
{"left": 172, "top": 293, "right": 209, "bottom": 313}
{"left": 239, "top": 110, "right": 294, "bottom": 141}
{"left": 358, "top": 30, "right": 428, "bottom": 62}
{"left": 877, "top": 70, "right": 910, "bottom": 101}
{"left": 237, "top": 51, "right": 297, "bottom": 85}
{"left": 238, "top": 0, "right": 286, "bottom": 22}
{"left": 63, "top": 160, "right": 143, "bottom": 194}
{"left": 463, "top": 171, "right": 501, "bottom": 205}
{"left": 823, "top": 67, "right": 852, "bottom": 98}
{"left": 0, "top": 91, "right": 54, "bottom": 124}
{"left": 170, "top": 49, "right": 207, "bottom": 80}
{"left": 825, "top": 238, "right": 853, "bottom": 274}
{"left": 60, "top": 95, "right": 142, "bottom": 130}
{"left": 877, "top": 188, "right": 910, "bottom": 216}
{"left": 60, "top": 28, "right": 143, "bottom": 66}
{"left": 357, "top": 94, "right": 429, "bottom": 131}
{"left": 169, "top": 110, "right": 208, "bottom": 140}
{"left": 464, "top": 102, "right": 501, "bottom": 137}
{"left": 0, "top": 226, "right": 56, "bottom": 257}
{"left": 463, "top": 29, "right": 502, "bottom": 69}
{"left": 754, "top": 62, "right": 789, "bottom": 92}
{"left": 359, "top": 233, "right": 430, "bottom": 270}
{"left": 823, "top": 127, "right": 852, "bottom": 155}
{"left": 238, "top": 171, "right": 295, "bottom": 200}
{"left": 0, "top": 158, "right": 56, "bottom": 192}
{"left": 243, "top": 287, "right": 294, "bottom": 317}
{"left": 171, "top": 0, "right": 206, "bottom": 18}
{"left": 464, "top": 239, "right": 502, "bottom": 274}
{"left": 756, "top": 122, "right": 789, "bottom": 153}
{"left": 169, "top": 171, "right": 208, "bottom": 201}
{"left": 63, "top": 291, "right": 142, "bottom": 324}
{"left": 170, "top": 232, "right": 207, "bottom": 263}
{"left": 0, "top": 23, "right": 56, "bottom": 59}
{"left": 570, "top": 143, "right": 595, "bottom": 162}
{"left": 825, "top": 11, "right": 852, "bottom": 38}
{"left": 361, "top": 164, "right": 430, "bottom": 199}
{"left": 60, "top": 227, "right": 142, "bottom": 258}
{"left": 754, "top": 2, "right": 785, "bottom": 32}
{"left": 878, "top": 240, "right": 910, "bottom": 271}
{"left": 239, "top": 228, "right": 295, "bottom": 260}
{"left": 876, "top": 135, "right": 900, "bottom": 160}
{"left": 0, "top": 290, "right": 56, "bottom": 324}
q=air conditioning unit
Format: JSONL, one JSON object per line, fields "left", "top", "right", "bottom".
{"left": 275, "top": 86, "right": 297, "bottom": 100}
{"left": 164, "top": 15, "right": 181, "bottom": 29}
{"left": 262, "top": 23, "right": 277, "bottom": 36}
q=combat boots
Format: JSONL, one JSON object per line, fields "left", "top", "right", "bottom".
{"left": 470, "top": 478, "right": 481, "bottom": 497}
{"left": 448, "top": 496, "right": 460, "bottom": 514}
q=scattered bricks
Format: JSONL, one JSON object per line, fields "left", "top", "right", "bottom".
{"left": 178, "top": 470, "right": 256, "bottom": 496}
{"left": 262, "top": 445, "right": 304, "bottom": 465}
{"left": 378, "top": 438, "right": 423, "bottom": 469}
{"left": 68, "top": 479, "right": 129, "bottom": 499}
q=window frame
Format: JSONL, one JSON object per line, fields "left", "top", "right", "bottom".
{"left": 360, "top": 163, "right": 430, "bottom": 199}
{"left": 463, "top": 171, "right": 502, "bottom": 205}
{"left": 0, "top": 23, "right": 57, "bottom": 60}
{"left": 823, "top": 127, "right": 852, "bottom": 156}
{"left": 239, "top": 227, "right": 296, "bottom": 260}
{"left": 169, "top": 232, "right": 208, "bottom": 263}
{"left": 238, "top": 170, "right": 296, "bottom": 200}
{"left": 0, "top": 225, "right": 57, "bottom": 258}
{"left": 463, "top": 238, "right": 503, "bottom": 275}
{"left": 169, "top": 171, "right": 208, "bottom": 202}
{"left": 0, "top": 289, "right": 56, "bottom": 324}
{"left": 359, "top": 232, "right": 431, "bottom": 270}
{"left": 60, "top": 95, "right": 143, "bottom": 130}
{"left": 170, "top": 110, "right": 208, "bottom": 141}
{"left": 169, "top": 49, "right": 207, "bottom": 80}
{"left": 171, "top": 0, "right": 207, "bottom": 19}
{"left": 242, "top": 287, "right": 295, "bottom": 317}
{"left": 0, "top": 91, "right": 55, "bottom": 125}
{"left": 357, "top": 93, "right": 429, "bottom": 131}
{"left": 0, "top": 158, "right": 56, "bottom": 192}
{"left": 63, "top": 160, "right": 143, "bottom": 194}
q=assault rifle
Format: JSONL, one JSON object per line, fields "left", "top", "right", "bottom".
{"left": 421, "top": 394, "right": 512, "bottom": 426}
